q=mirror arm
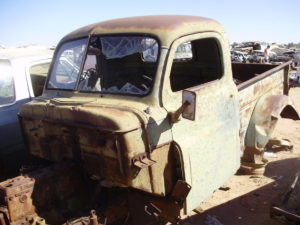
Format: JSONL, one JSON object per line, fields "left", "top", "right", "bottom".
{"left": 168, "top": 101, "right": 191, "bottom": 124}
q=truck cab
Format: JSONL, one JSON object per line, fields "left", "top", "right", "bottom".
{"left": 19, "top": 16, "right": 241, "bottom": 214}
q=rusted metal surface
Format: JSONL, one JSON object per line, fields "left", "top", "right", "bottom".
{"left": 232, "top": 62, "right": 276, "bottom": 85}
{"left": 171, "top": 180, "right": 192, "bottom": 203}
{"left": 20, "top": 101, "right": 146, "bottom": 133}
{"left": 0, "top": 163, "right": 90, "bottom": 225}
{"left": 60, "top": 15, "right": 224, "bottom": 48}
{"left": 19, "top": 102, "right": 149, "bottom": 187}
{"left": 20, "top": 106, "right": 177, "bottom": 196}
{"left": 161, "top": 31, "right": 241, "bottom": 212}
{"left": 0, "top": 176, "right": 36, "bottom": 224}
{"left": 283, "top": 64, "right": 290, "bottom": 95}
{"left": 132, "top": 153, "right": 156, "bottom": 169}
{"left": 237, "top": 61, "right": 292, "bottom": 91}
{"left": 65, "top": 210, "right": 106, "bottom": 225}
{"left": 237, "top": 62, "right": 296, "bottom": 154}
{"left": 240, "top": 94, "right": 298, "bottom": 168}
{"left": 241, "top": 93, "right": 299, "bottom": 165}
{"left": 245, "top": 95, "right": 299, "bottom": 152}
{"left": 9, "top": 15, "right": 299, "bottom": 224}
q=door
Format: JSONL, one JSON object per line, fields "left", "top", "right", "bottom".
{"left": 0, "top": 59, "right": 21, "bottom": 153}
{"left": 162, "top": 32, "right": 241, "bottom": 212}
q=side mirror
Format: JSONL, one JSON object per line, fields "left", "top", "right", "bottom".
{"left": 169, "top": 90, "right": 196, "bottom": 124}
{"left": 182, "top": 90, "right": 196, "bottom": 121}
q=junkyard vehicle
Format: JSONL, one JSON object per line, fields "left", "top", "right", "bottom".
{"left": 0, "top": 47, "right": 53, "bottom": 179}
{"left": 283, "top": 50, "right": 300, "bottom": 67}
{"left": 279, "top": 50, "right": 300, "bottom": 68}
{"left": 294, "top": 51, "right": 300, "bottom": 66}
{"left": 247, "top": 50, "right": 264, "bottom": 63}
{"left": 289, "top": 68, "right": 300, "bottom": 85}
{"left": 271, "top": 54, "right": 291, "bottom": 64}
{"left": 247, "top": 50, "right": 271, "bottom": 63}
{"left": 0, "top": 16, "right": 299, "bottom": 225}
{"left": 230, "top": 50, "right": 248, "bottom": 63}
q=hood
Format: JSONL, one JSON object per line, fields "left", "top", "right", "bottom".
{"left": 19, "top": 97, "right": 147, "bottom": 133}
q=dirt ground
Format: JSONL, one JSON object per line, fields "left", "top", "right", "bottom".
{"left": 181, "top": 87, "right": 300, "bottom": 225}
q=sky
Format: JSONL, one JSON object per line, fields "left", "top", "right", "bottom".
{"left": 0, "top": 0, "right": 299, "bottom": 47}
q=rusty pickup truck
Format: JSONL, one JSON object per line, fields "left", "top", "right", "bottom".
{"left": 0, "top": 15, "right": 299, "bottom": 225}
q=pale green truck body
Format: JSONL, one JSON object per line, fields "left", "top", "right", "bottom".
{"left": 1, "top": 16, "right": 299, "bottom": 225}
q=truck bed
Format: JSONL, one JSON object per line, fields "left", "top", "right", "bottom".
{"left": 232, "top": 63, "right": 277, "bottom": 85}
{"left": 232, "top": 62, "right": 290, "bottom": 150}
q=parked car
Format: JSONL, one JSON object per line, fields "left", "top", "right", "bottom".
{"left": 281, "top": 50, "right": 300, "bottom": 67}
{"left": 0, "top": 46, "right": 53, "bottom": 177}
{"left": 289, "top": 68, "right": 300, "bottom": 85}
{"left": 294, "top": 51, "right": 300, "bottom": 66}
{"left": 283, "top": 50, "right": 295, "bottom": 58}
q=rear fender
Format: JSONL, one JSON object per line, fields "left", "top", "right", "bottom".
{"left": 245, "top": 94, "right": 299, "bottom": 151}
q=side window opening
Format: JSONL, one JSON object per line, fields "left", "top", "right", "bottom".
{"left": 170, "top": 38, "right": 223, "bottom": 92}
{"left": 29, "top": 62, "right": 51, "bottom": 96}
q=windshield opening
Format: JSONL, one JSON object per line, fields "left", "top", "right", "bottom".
{"left": 47, "top": 38, "right": 87, "bottom": 90}
{"left": 47, "top": 35, "right": 159, "bottom": 96}
{"left": 79, "top": 35, "right": 159, "bottom": 95}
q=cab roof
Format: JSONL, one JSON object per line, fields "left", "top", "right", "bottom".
{"left": 60, "top": 15, "right": 225, "bottom": 47}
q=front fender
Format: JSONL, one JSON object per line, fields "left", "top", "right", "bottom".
{"left": 245, "top": 94, "right": 299, "bottom": 150}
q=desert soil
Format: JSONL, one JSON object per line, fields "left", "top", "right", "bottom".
{"left": 181, "top": 87, "right": 300, "bottom": 225}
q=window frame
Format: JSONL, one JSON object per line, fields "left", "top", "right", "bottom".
{"left": 0, "top": 60, "right": 16, "bottom": 107}
{"left": 162, "top": 32, "right": 227, "bottom": 108}
{"left": 169, "top": 36, "right": 224, "bottom": 93}
{"left": 45, "top": 34, "right": 161, "bottom": 97}
{"left": 26, "top": 59, "right": 52, "bottom": 98}
{"left": 46, "top": 37, "right": 89, "bottom": 91}
{"left": 77, "top": 33, "right": 161, "bottom": 97}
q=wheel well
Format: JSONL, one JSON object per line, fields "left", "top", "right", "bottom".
{"left": 280, "top": 105, "right": 300, "bottom": 120}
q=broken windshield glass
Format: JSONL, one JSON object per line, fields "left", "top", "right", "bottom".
{"left": 101, "top": 37, "right": 158, "bottom": 61}
{"left": 78, "top": 35, "right": 159, "bottom": 96}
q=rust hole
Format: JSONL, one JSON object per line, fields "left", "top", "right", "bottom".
{"left": 19, "top": 195, "right": 28, "bottom": 203}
